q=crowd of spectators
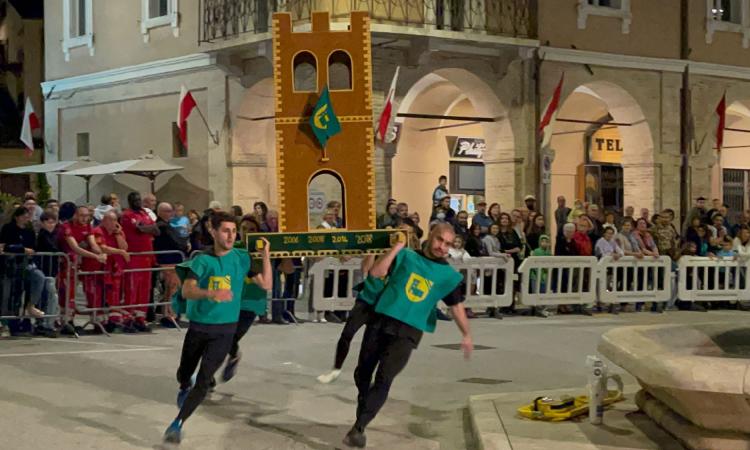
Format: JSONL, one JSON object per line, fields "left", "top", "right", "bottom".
{"left": 2, "top": 180, "right": 749, "bottom": 337}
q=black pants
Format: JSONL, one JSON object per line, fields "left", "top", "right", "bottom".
{"left": 353, "top": 324, "right": 415, "bottom": 430}
{"left": 334, "top": 300, "right": 375, "bottom": 370}
{"left": 229, "top": 310, "right": 257, "bottom": 359}
{"left": 175, "top": 324, "right": 235, "bottom": 422}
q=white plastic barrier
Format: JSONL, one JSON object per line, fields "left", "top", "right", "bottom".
{"left": 597, "top": 256, "right": 672, "bottom": 304}
{"left": 677, "top": 256, "right": 749, "bottom": 302}
{"left": 518, "top": 256, "right": 598, "bottom": 306}
{"left": 309, "top": 257, "right": 362, "bottom": 311}
{"left": 450, "top": 256, "right": 515, "bottom": 309}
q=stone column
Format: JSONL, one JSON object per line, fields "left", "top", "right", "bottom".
{"left": 206, "top": 72, "right": 232, "bottom": 207}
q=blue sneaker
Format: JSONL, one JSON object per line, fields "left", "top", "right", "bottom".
{"left": 221, "top": 352, "right": 242, "bottom": 383}
{"left": 163, "top": 419, "right": 182, "bottom": 444}
{"left": 177, "top": 374, "right": 196, "bottom": 409}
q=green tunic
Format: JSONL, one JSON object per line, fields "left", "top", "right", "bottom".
{"left": 374, "top": 248, "right": 463, "bottom": 333}
{"left": 172, "top": 248, "right": 251, "bottom": 325}
{"left": 357, "top": 275, "right": 385, "bottom": 305}
{"left": 241, "top": 261, "right": 268, "bottom": 315}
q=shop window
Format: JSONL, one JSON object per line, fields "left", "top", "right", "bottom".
{"left": 723, "top": 169, "right": 748, "bottom": 223}
{"left": 172, "top": 122, "right": 187, "bottom": 158}
{"left": 328, "top": 51, "right": 352, "bottom": 91}
{"left": 62, "top": 0, "right": 94, "bottom": 61}
{"left": 449, "top": 162, "right": 484, "bottom": 195}
{"left": 77, "top": 132, "right": 90, "bottom": 157}
{"left": 577, "top": 0, "right": 631, "bottom": 34}
{"left": 293, "top": 52, "right": 317, "bottom": 93}
{"left": 141, "top": 0, "right": 179, "bottom": 42}
{"left": 706, "top": 0, "right": 750, "bottom": 48}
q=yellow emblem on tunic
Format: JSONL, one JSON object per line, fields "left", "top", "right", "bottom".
{"left": 209, "top": 276, "right": 231, "bottom": 291}
{"left": 405, "top": 273, "right": 432, "bottom": 303}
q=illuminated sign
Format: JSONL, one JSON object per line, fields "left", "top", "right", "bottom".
{"left": 589, "top": 127, "right": 623, "bottom": 164}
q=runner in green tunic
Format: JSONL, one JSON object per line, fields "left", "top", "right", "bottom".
{"left": 163, "top": 212, "right": 272, "bottom": 445}
{"left": 342, "top": 223, "right": 474, "bottom": 448}
{"left": 318, "top": 255, "right": 385, "bottom": 384}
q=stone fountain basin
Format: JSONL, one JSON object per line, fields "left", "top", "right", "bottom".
{"left": 599, "top": 323, "right": 750, "bottom": 434}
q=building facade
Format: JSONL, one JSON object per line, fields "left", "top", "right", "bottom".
{"left": 40, "top": 0, "right": 750, "bottom": 227}
{"left": 0, "top": 0, "right": 44, "bottom": 198}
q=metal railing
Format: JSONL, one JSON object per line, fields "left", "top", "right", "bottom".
{"left": 0, "top": 252, "right": 72, "bottom": 323}
{"left": 198, "top": 0, "right": 535, "bottom": 43}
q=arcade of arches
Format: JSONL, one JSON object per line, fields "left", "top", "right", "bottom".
{"left": 228, "top": 73, "right": 691, "bottom": 232}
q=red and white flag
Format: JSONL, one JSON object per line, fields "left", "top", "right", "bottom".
{"left": 377, "top": 66, "right": 400, "bottom": 142}
{"left": 539, "top": 73, "right": 564, "bottom": 145}
{"left": 715, "top": 93, "right": 726, "bottom": 151}
{"left": 177, "top": 85, "right": 197, "bottom": 148}
{"left": 20, "top": 97, "right": 40, "bottom": 157}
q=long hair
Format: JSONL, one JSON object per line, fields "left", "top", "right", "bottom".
{"left": 497, "top": 212, "right": 512, "bottom": 233}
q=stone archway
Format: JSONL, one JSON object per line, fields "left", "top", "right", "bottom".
{"left": 391, "top": 68, "right": 515, "bottom": 223}
{"left": 230, "top": 77, "right": 277, "bottom": 212}
{"left": 549, "top": 81, "right": 656, "bottom": 222}
{"left": 712, "top": 100, "right": 750, "bottom": 221}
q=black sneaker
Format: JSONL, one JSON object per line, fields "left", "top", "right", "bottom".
{"left": 122, "top": 322, "right": 138, "bottom": 334}
{"left": 324, "top": 312, "right": 343, "bottom": 324}
{"left": 133, "top": 320, "right": 152, "bottom": 333}
{"left": 104, "top": 321, "right": 121, "bottom": 334}
{"left": 342, "top": 426, "right": 366, "bottom": 448}
{"left": 60, "top": 322, "right": 77, "bottom": 336}
{"left": 435, "top": 309, "right": 452, "bottom": 321}
{"left": 222, "top": 352, "right": 242, "bottom": 383}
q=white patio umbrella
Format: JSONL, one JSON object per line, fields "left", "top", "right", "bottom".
{"left": 1, "top": 158, "right": 101, "bottom": 202}
{"left": 63, "top": 151, "right": 183, "bottom": 195}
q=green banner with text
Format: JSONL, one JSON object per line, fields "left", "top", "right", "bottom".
{"left": 246, "top": 229, "right": 405, "bottom": 258}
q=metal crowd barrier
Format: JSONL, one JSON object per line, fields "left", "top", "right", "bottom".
{"left": 450, "top": 256, "right": 515, "bottom": 309}
{"left": 0, "top": 251, "right": 72, "bottom": 323}
{"left": 597, "top": 256, "right": 672, "bottom": 304}
{"left": 309, "top": 257, "right": 362, "bottom": 313}
{"left": 518, "top": 256, "right": 598, "bottom": 307}
{"left": 677, "top": 256, "right": 749, "bottom": 303}
{"left": 74, "top": 250, "right": 186, "bottom": 335}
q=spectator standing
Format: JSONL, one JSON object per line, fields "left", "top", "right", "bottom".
{"left": 471, "top": 198, "right": 492, "bottom": 234}
{"left": 453, "top": 210, "right": 470, "bottom": 239}
{"left": 730, "top": 211, "right": 749, "bottom": 237}
{"left": 639, "top": 208, "right": 651, "bottom": 225}
{"left": 498, "top": 213, "right": 523, "bottom": 267}
{"left": 187, "top": 209, "right": 200, "bottom": 231}
{"left": 510, "top": 209, "right": 527, "bottom": 260}
{"left": 93, "top": 194, "right": 114, "bottom": 225}
{"left": 653, "top": 212, "right": 679, "bottom": 261}
{"left": 616, "top": 218, "right": 643, "bottom": 257}
{"left": 318, "top": 209, "right": 338, "bottom": 229}
{"left": 432, "top": 196, "right": 456, "bottom": 224}
{"left": 328, "top": 200, "right": 344, "bottom": 228}
{"left": 110, "top": 193, "right": 122, "bottom": 215}
{"left": 520, "top": 195, "right": 536, "bottom": 222}
{"left": 482, "top": 223, "right": 504, "bottom": 258}
{"left": 253, "top": 201, "right": 269, "bottom": 229}
{"left": 120, "top": 192, "right": 159, "bottom": 332}
{"left": 733, "top": 225, "right": 750, "bottom": 257}
{"left": 525, "top": 213, "right": 546, "bottom": 252}
{"left": 170, "top": 202, "right": 191, "bottom": 241}
{"left": 34, "top": 212, "right": 62, "bottom": 335}
{"left": 573, "top": 216, "right": 594, "bottom": 256}
{"left": 554, "top": 196, "right": 571, "bottom": 236}
{"left": 586, "top": 204, "right": 604, "bottom": 241}
{"left": 555, "top": 223, "right": 579, "bottom": 256}
{"left": 92, "top": 211, "right": 130, "bottom": 331}
{"left": 142, "top": 193, "right": 158, "bottom": 222}
{"left": 262, "top": 210, "right": 279, "bottom": 233}
{"left": 377, "top": 203, "right": 398, "bottom": 229}
{"left": 488, "top": 202, "right": 502, "bottom": 224}
{"left": 632, "top": 218, "right": 659, "bottom": 258}
{"left": 595, "top": 226, "right": 624, "bottom": 259}
{"left": 154, "top": 203, "right": 189, "bottom": 327}
{"left": 23, "top": 191, "right": 43, "bottom": 222}
{"left": 432, "top": 175, "right": 449, "bottom": 206}
{"left": 682, "top": 196, "right": 707, "bottom": 234}
{"left": 707, "top": 213, "right": 729, "bottom": 247}
{"left": 602, "top": 211, "right": 618, "bottom": 234}
{"left": 465, "top": 223, "right": 486, "bottom": 257}
{"left": 407, "top": 211, "right": 424, "bottom": 240}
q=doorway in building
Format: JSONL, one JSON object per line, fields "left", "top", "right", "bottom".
{"left": 308, "top": 171, "right": 345, "bottom": 230}
{"left": 578, "top": 121, "right": 624, "bottom": 215}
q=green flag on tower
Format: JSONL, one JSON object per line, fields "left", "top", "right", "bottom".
{"left": 310, "top": 86, "right": 341, "bottom": 148}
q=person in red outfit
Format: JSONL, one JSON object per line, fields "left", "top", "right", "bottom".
{"left": 91, "top": 211, "right": 131, "bottom": 331}
{"left": 120, "top": 192, "right": 159, "bottom": 332}
{"left": 58, "top": 206, "right": 106, "bottom": 334}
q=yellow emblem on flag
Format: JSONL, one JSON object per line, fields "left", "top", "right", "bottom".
{"left": 405, "top": 273, "right": 432, "bottom": 303}
{"left": 209, "top": 276, "right": 231, "bottom": 291}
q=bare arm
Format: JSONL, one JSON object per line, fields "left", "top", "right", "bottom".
{"left": 181, "top": 278, "right": 231, "bottom": 302}
{"left": 68, "top": 236, "right": 105, "bottom": 261}
{"left": 449, "top": 303, "right": 473, "bottom": 359}
{"left": 360, "top": 254, "right": 376, "bottom": 276}
{"left": 252, "top": 238, "right": 273, "bottom": 291}
{"left": 369, "top": 242, "right": 405, "bottom": 278}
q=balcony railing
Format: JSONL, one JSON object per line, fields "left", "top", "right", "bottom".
{"left": 198, "top": 0, "right": 536, "bottom": 44}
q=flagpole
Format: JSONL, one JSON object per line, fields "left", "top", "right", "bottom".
{"left": 193, "top": 103, "right": 219, "bottom": 145}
